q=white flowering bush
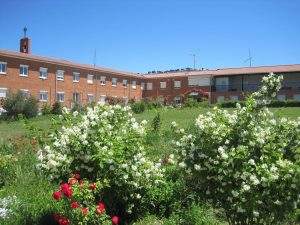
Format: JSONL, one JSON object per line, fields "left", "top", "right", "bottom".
{"left": 174, "top": 73, "right": 300, "bottom": 224}
{"left": 37, "top": 104, "right": 165, "bottom": 218}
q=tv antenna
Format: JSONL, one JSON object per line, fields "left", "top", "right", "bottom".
{"left": 244, "top": 49, "right": 253, "bottom": 67}
{"left": 23, "top": 26, "right": 27, "bottom": 38}
{"left": 189, "top": 53, "right": 197, "bottom": 70}
{"left": 93, "top": 49, "right": 97, "bottom": 68}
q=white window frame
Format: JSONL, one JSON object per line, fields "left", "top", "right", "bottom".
{"left": 132, "top": 80, "right": 137, "bottom": 89}
{"left": 87, "top": 74, "right": 94, "bottom": 84}
{"left": 20, "top": 89, "right": 29, "bottom": 97}
{"left": 217, "top": 96, "right": 225, "bottom": 103}
{"left": 230, "top": 96, "right": 239, "bottom": 101}
{"left": 160, "top": 81, "right": 167, "bottom": 89}
{"left": 56, "top": 70, "right": 64, "bottom": 81}
{"left": 100, "top": 76, "right": 106, "bottom": 85}
{"left": 0, "top": 88, "right": 7, "bottom": 98}
{"left": 174, "top": 96, "right": 181, "bottom": 104}
{"left": 73, "top": 72, "right": 80, "bottom": 83}
{"left": 99, "top": 95, "right": 106, "bottom": 103}
{"left": 73, "top": 92, "right": 80, "bottom": 103}
{"left": 293, "top": 94, "right": 300, "bottom": 101}
{"left": 0, "top": 62, "right": 7, "bottom": 74}
{"left": 174, "top": 80, "right": 181, "bottom": 88}
{"left": 87, "top": 94, "right": 94, "bottom": 103}
{"left": 123, "top": 79, "right": 128, "bottom": 88}
{"left": 56, "top": 92, "right": 65, "bottom": 102}
{"left": 39, "top": 67, "right": 48, "bottom": 79}
{"left": 20, "top": 64, "right": 29, "bottom": 77}
{"left": 39, "top": 91, "right": 48, "bottom": 102}
{"left": 147, "top": 82, "right": 153, "bottom": 90}
{"left": 141, "top": 82, "right": 145, "bottom": 90}
{"left": 112, "top": 78, "right": 117, "bottom": 87}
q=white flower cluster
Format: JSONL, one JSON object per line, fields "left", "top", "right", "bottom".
{"left": 37, "top": 104, "right": 164, "bottom": 213}
{"left": 0, "top": 196, "right": 17, "bottom": 220}
{"left": 174, "top": 73, "right": 300, "bottom": 224}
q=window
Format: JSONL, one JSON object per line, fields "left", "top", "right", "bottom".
{"left": 146, "top": 82, "right": 153, "bottom": 90}
{"left": 0, "top": 88, "right": 7, "bottom": 98}
{"left": 174, "top": 80, "right": 181, "bottom": 88}
{"left": 112, "top": 78, "right": 117, "bottom": 86}
{"left": 141, "top": 82, "right": 145, "bottom": 90}
{"left": 293, "top": 94, "right": 300, "bottom": 101}
{"left": 123, "top": 79, "right": 128, "bottom": 88}
{"left": 73, "top": 72, "right": 80, "bottom": 82}
{"left": 0, "top": 62, "right": 7, "bottom": 74}
{"left": 99, "top": 95, "right": 106, "bottom": 104}
{"left": 39, "top": 91, "right": 48, "bottom": 102}
{"left": 217, "top": 96, "right": 225, "bottom": 103}
{"left": 87, "top": 74, "right": 94, "bottom": 84}
{"left": 39, "top": 67, "right": 48, "bottom": 79}
{"left": 57, "top": 70, "right": 64, "bottom": 81}
{"left": 174, "top": 96, "right": 181, "bottom": 104}
{"left": 87, "top": 94, "right": 94, "bottom": 103}
{"left": 277, "top": 94, "right": 286, "bottom": 101}
{"left": 20, "top": 65, "right": 29, "bottom": 76}
{"left": 160, "top": 81, "right": 167, "bottom": 89}
{"left": 230, "top": 96, "right": 239, "bottom": 101}
{"left": 188, "top": 76, "right": 211, "bottom": 86}
{"left": 20, "top": 89, "right": 29, "bottom": 97}
{"left": 56, "top": 92, "right": 65, "bottom": 102}
{"left": 100, "top": 76, "right": 106, "bottom": 85}
{"left": 73, "top": 92, "right": 80, "bottom": 103}
{"left": 132, "top": 81, "right": 136, "bottom": 89}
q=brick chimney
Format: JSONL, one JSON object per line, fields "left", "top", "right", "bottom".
{"left": 20, "top": 27, "right": 31, "bottom": 54}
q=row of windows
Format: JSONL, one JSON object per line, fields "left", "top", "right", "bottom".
{"left": 0, "top": 62, "right": 138, "bottom": 89}
{"left": 217, "top": 94, "right": 300, "bottom": 102}
{"left": 0, "top": 88, "right": 111, "bottom": 103}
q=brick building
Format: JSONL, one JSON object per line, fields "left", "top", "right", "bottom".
{"left": 1, "top": 36, "right": 300, "bottom": 108}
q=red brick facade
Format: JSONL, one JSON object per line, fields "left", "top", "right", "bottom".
{"left": 1, "top": 39, "right": 300, "bottom": 107}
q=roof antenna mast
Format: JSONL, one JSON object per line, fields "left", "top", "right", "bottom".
{"left": 23, "top": 26, "right": 27, "bottom": 38}
{"left": 189, "top": 53, "right": 197, "bottom": 70}
{"left": 93, "top": 49, "right": 97, "bottom": 68}
{"left": 244, "top": 48, "right": 253, "bottom": 67}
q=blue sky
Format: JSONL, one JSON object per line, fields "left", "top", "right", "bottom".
{"left": 0, "top": 0, "right": 299, "bottom": 73}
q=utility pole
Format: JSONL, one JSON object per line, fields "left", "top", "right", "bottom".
{"left": 93, "top": 49, "right": 97, "bottom": 68}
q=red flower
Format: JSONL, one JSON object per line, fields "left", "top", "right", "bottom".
{"left": 68, "top": 177, "right": 78, "bottom": 185}
{"left": 53, "top": 191, "right": 62, "bottom": 201}
{"left": 111, "top": 215, "right": 120, "bottom": 225}
{"left": 58, "top": 217, "right": 70, "bottom": 225}
{"left": 73, "top": 172, "right": 80, "bottom": 180}
{"left": 71, "top": 201, "right": 80, "bottom": 209}
{"left": 96, "top": 201, "right": 106, "bottom": 214}
{"left": 81, "top": 207, "right": 89, "bottom": 216}
{"left": 89, "top": 182, "right": 97, "bottom": 190}
{"left": 60, "top": 183, "right": 73, "bottom": 198}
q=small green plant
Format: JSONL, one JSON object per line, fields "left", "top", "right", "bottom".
{"left": 151, "top": 112, "right": 161, "bottom": 132}
{"left": 41, "top": 103, "right": 52, "bottom": 115}
{"left": 131, "top": 101, "right": 146, "bottom": 114}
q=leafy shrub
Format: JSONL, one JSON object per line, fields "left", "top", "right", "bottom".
{"left": 106, "top": 96, "right": 125, "bottom": 105}
{"left": 1, "top": 91, "right": 39, "bottom": 119}
{"left": 218, "top": 99, "right": 300, "bottom": 108}
{"left": 131, "top": 101, "right": 146, "bottom": 114}
{"left": 71, "top": 102, "right": 84, "bottom": 113}
{"left": 41, "top": 104, "right": 52, "bottom": 115}
{"left": 0, "top": 142, "right": 16, "bottom": 188}
{"left": 36, "top": 105, "right": 165, "bottom": 221}
{"left": 51, "top": 102, "right": 62, "bottom": 115}
{"left": 174, "top": 73, "right": 300, "bottom": 224}
{"left": 185, "top": 97, "right": 210, "bottom": 108}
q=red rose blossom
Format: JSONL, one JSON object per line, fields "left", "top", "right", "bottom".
{"left": 96, "top": 201, "right": 106, "bottom": 214}
{"left": 68, "top": 177, "right": 78, "bottom": 185}
{"left": 60, "top": 183, "right": 73, "bottom": 198}
{"left": 89, "top": 182, "right": 97, "bottom": 190}
{"left": 71, "top": 201, "right": 80, "bottom": 209}
{"left": 53, "top": 191, "right": 62, "bottom": 201}
{"left": 73, "top": 172, "right": 81, "bottom": 180}
{"left": 58, "top": 217, "right": 70, "bottom": 225}
{"left": 111, "top": 215, "right": 120, "bottom": 225}
{"left": 81, "top": 207, "right": 89, "bottom": 216}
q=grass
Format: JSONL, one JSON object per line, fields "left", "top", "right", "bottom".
{"left": 0, "top": 107, "right": 299, "bottom": 141}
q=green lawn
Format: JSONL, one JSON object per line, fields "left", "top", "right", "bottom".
{"left": 0, "top": 107, "right": 299, "bottom": 141}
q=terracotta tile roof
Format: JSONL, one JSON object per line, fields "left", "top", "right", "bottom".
{"left": 0, "top": 49, "right": 140, "bottom": 78}
{"left": 143, "top": 64, "right": 300, "bottom": 78}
